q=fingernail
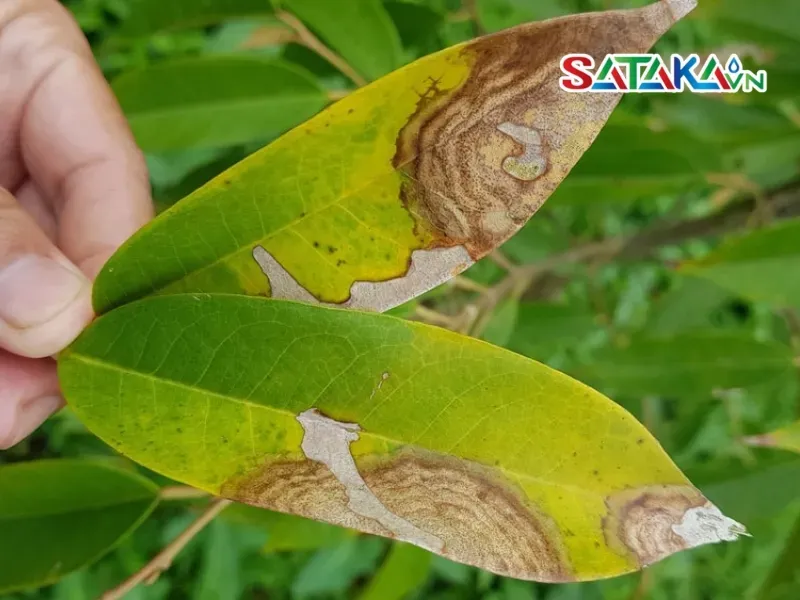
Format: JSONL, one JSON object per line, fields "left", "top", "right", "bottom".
{"left": 0, "top": 395, "right": 63, "bottom": 450}
{"left": 0, "top": 255, "right": 88, "bottom": 329}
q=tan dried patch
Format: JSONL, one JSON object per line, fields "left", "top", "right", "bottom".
{"left": 220, "top": 459, "right": 393, "bottom": 539}
{"left": 394, "top": 1, "right": 689, "bottom": 258}
{"left": 604, "top": 484, "right": 707, "bottom": 567}
{"left": 221, "top": 450, "right": 573, "bottom": 582}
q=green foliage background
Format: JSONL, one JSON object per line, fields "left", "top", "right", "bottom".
{"left": 2, "top": 0, "right": 800, "bottom": 598}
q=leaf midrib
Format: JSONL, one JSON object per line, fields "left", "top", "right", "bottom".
{"left": 66, "top": 351, "right": 619, "bottom": 500}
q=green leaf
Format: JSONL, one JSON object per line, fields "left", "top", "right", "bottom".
{"left": 507, "top": 302, "right": 598, "bottom": 359}
{"left": 476, "top": 0, "right": 566, "bottom": 33}
{"left": 359, "top": 542, "right": 432, "bottom": 600}
{"left": 384, "top": 1, "right": 444, "bottom": 59}
{"left": 551, "top": 119, "right": 720, "bottom": 205}
{"left": 646, "top": 276, "right": 732, "bottom": 335}
{"left": 480, "top": 298, "right": 519, "bottom": 348}
{"left": 113, "top": 57, "right": 328, "bottom": 152}
{"left": 94, "top": 1, "right": 692, "bottom": 316}
{"left": 681, "top": 218, "right": 800, "bottom": 309}
{"left": 292, "top": 537, "right": 385, "bottom": 598}
{"left": 0, "top": 459, "right": 159, "bottom": 594}
{"left": 223, "top": 504, "right": 356, "bottom": 552}
{"left": 700, "top": 459, "right": 800, "bottom": 524}
{"left": 279, "top": 0, "right": 403, "bottom": 80}
{"left": 575, "top": 332, "right": 795, "bottom": 398}
{"left": 701, "top": 0, "right": 800, "bottom": 49}
{"left": 60, "top": 293, "right": 746, "bottom": 583}
{"left": 117, "top": 0, "right": 275, "bottom": 37}
{"left": 745, "top": 421, "right": 800, "bottom": 455}
{"left": 756, "top": 511, "right": 800, "bottom": 600}
{"left": 195, "top": 520, "right": 241, "bottom": 600}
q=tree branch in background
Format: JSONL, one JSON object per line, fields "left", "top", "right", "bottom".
{"left": 277, "top": 10, "right": 367, "bottom": 87}
{"left": 159, "top": 485, "right": 210, "bottom": 501}
{"left": 101, "top": 498, "right": 232, "bottom": 600}
{"left": 416, "top": 179, "right": 800, "bottom": 336}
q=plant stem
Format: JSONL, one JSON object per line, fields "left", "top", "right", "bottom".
{"left": 277, "top": 10, "right": 367, "bottom": 87}
{"left": 101, "top": 497, "right": 232, "bottom": 600}
{"left": 158, "top": 485, "right": 210, "bottom": 501}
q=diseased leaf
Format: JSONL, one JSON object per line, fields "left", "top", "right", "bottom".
{"left": 0, "top": 459, "right": 159, "bottom": 593}
{"left": 223, "top": 504, "right": 356, "bottom": 552}
{"left": 117, "top": 0, "right": 274, "bottom": 37}
{"left": 681, "top": 218, "right": 800, "bottom": 309}
{"left": 359, "top": 542, "right": 432, "bottom": 600}
{"left": 745, "top": 421, "right": 800, "bottom": 454}
{"left": 278, "top": 0, "right": 403, "bottom": 81}
{"left": 113, "top": 57, "right": 328, "bottom": 152}
{"left": 60, "top": 294, "right": 745, "bottom": 583}
{"left": 93, "top": 0, "right": 695, "bottom": 316}
{"left": 575, "top": 332, "right": 794, "bottom": 398}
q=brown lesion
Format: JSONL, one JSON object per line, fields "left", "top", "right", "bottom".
{"left": 603, "top": 484, "right": 708, "bottom": 567}
{"left": 393, "top": 4, "right": 683, "bottom": 258}
{"left": 221, "top": 448, "right": 573, "bottom": 582}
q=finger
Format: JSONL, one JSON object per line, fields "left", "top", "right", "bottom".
{"left": 7, "top": 0, "right": 153, "bottom": 277}
{"left": 0, "top": 350, "right": 61, "bottom": 449}
{"left": 0, "top": 186, "right": 93, "bottom": 358}
{"left": 15, "top": 179, "right": 57, "bottom": 242}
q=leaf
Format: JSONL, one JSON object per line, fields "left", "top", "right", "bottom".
{"left": 93, "top": 0, "right": 695, "bottom": 316}
{"left": 278, "top": 0, "right": 403, "bottom": 81}
{"left": 60, "top": 293, "right": 746, "bottom": 583}
{"left": 292, "top": 537, "right": 385, "bottom": 598}
{"left": 384, "top": 1, "right": 444, "bottom": 59}
{"left": 699, "top": 459, "right": 800, "bottom": 524}
{"left": 575, "top": 331, "right": 795, "bottom": 398}
{"left": 681, "top": 218, "right": 800, "bottom": 309}
{"left": 480, "top": 298, "right": 519, "bottom": 348}
{"left": 646, "top": 275, "right": 732, "bottom": 335}
{"left": 756, "top": 511, "right": 800, "bottom": 600}
{"left": 550, "top": 118, "right": 721, "bottom": 205}
{"left": 223, "top": 504, "right": 356, "bottom": 552}
{"left": 476, "top": 0, "right": 566, "bottom": 34}
{"left": 359, "top": 542, "right": 432, "bottom": 600}
{"left": 745, "top": 421, "right": 800, "bottom": 455}
{"left": 507, "top": 302, "right": 598, "bottom": 359}
{"left": 700, "top": 0, "right": 800, "bottom": 49}
{"left": 112, "top": 57, "right": 328, "bottom": 152}
{"left": 117, "top": 0, "right": 275, "bottom": 37}
{"left": 0, "top": 459, "right": 159, "bottom": 594}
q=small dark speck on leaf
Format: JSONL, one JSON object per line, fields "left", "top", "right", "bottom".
{"left": 224, "top": 179, "right": 232, "bottom": 186}
{"left": 348, "top": 108, "right": 354, "bottom": 114}
{"left": 328, "top": 246, "right": 337, "bottom": 254}
{"left": 572, "top": 451, "right": 577, "bottom": 457}
{"left": 221, "top": 437, "right": 229, "bottom": 444}
{"left": 313, "top": 241, "right": 320, "bottom": 248}
{"left": 637, "top": 438, "right": 644, "bottom": 445}
{"left": 593, "top": 470, "right": 599, "bottom": 476}
{"left": 176, "top": 428, "right": 183, "bottom": 433}
{"left": 336, "top": 259, "right": 346, "bottom": 267}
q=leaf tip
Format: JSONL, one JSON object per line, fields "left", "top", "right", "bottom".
{"left": 663, "top": 0, "right": 698, "bottom": 22}
{"left": 671, "top": 503, "right": 750, "bottom": 549}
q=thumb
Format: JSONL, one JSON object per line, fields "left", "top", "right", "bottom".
{"left": 0, "top": 186, "right": 93, "bottom": 359}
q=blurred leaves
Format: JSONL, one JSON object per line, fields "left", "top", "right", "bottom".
{"left": 112, "top": 57, "right": 328, "bottom": 151}
{"left": 278, "top": 0, "right": 404, "bottom": 81}
{"left": 683, "top": 218, "right": 800, "bottom": 309}
{"left": 0, "top": 459, "right": 159, "bottom": 594}
{"left": 358, "top": 542, "right": 432, "bottom": 600}
{"left": 745, "top": 421, "right": 800, "bottom": 455}
{"left": 576, "top": 332, "right": 795, "bottom": 398}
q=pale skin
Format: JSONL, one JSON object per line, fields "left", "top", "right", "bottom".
{"left": 0, "top": 0, "right": 152, "bottom": 448}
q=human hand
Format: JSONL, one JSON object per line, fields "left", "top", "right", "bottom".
{"left": 0, "top": 0, "right": 152, "bottom": 448}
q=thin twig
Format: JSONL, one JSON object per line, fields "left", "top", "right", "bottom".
{"left": 101, "top": 498, "right": 232, "bottom": 600}
{"left": 277, "top": 10, "right": 367, "bottom": 87}
{"left": 159, "top": 485, "right": 210, "bottom": 501}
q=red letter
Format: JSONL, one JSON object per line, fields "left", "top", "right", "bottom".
{"left": 560, "top": 54, "right": 594, "bottom": 91}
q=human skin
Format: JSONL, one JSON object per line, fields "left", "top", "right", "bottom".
{"left": 0, "top": 0, "right": 152, "bottom": 448}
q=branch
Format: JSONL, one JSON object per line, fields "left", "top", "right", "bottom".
{"left": 462, "top": 179, "right": 800, "bottom": 336}
{"left": 159, "top": 485, "right": 210, "bottom": 501}
{"left": 277, "top": 10, "right": 367, "bottom": 87}
{"left": 101, "top": 497, "right": 232, "bottom": 600}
